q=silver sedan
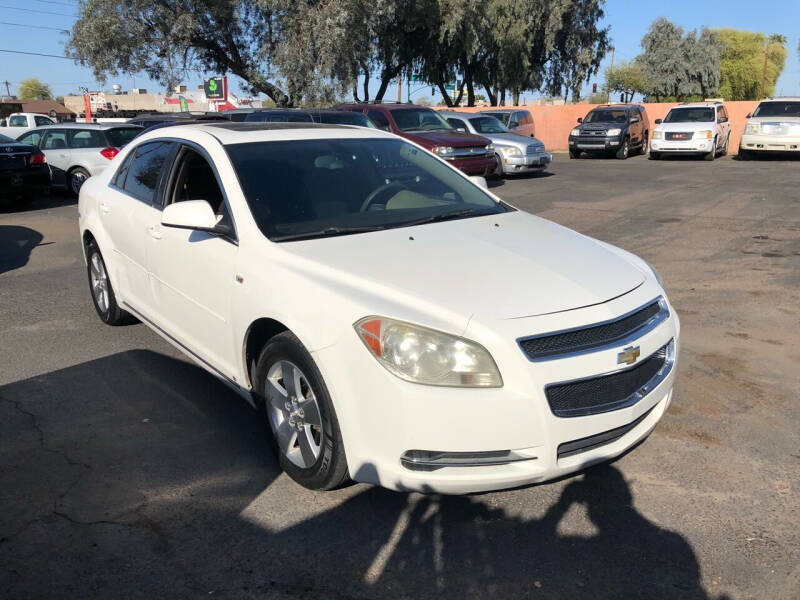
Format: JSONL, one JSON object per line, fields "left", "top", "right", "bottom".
{"left": 440, "top": 111, "right": 551, "bottom": 177}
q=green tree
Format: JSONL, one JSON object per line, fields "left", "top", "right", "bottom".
{"left": 685, "top": 28, "right": 723, "bottom": 98}
{"left": 712, "top": 29, "right": 787, "bottom": 100}
{"left": 604, "top": 61, "right": 647, "bottom": 103}
{"left": 18, "top": 78, "right": 53, "bottom": 100}
{"left": 636, "top": 18, "right": 692, "bottom": 101}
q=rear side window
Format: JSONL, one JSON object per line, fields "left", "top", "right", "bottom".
{"left": 8, "top": 115, "right": 27, "bottom": 127}
{"left": 68, "top": 129, "right": 105, "bottom": 149}
{"left": 35, "top": 116, "right": 53, "bottom": 126}
{"left": 112, "top": 152, "right": 135, "bottom": 188}
{"left": 122, "top": 141, "right": 174, "bottom": 204}
{"left": 105, "top": 127, "right": 142, "bottom": 147}
{"left": 17, "top": 131, "right": 42, "bottom": 146}
{"left": 42, "top": 130, "right": 68, "bottom": 150}
{"left": 367, "top": 110, "right": 391, "bottom": 131}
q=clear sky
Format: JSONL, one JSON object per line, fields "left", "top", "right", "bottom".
{"left": 0, "top": 0, "right": 797, "bottom": 102}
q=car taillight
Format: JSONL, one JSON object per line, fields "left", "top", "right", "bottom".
{"left": 29, "top": 152, "right": 46, "bottom": 166}
{"left": 100, "top": 147, "right": 119, "bottom": 160}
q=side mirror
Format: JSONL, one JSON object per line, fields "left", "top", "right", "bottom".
{"left": 630, "top": 116, "right": 640, "bottom": 123}
{"left": 469, "top": 176, "right": 488, "bottom": 190}
{"left": 746, "top": 113, "right": 751, "bottom": 118}
{"left": 509, "top": 122, "right": 519, "bottom": 128}
{"left": 655, "top": 118, "right": 663, "bottom": 125}
{"left": 162, "top": 200, "right": 220, "bottom": 232}
{"left": 577, "top": 117, "right": 583, "bottom": 123}
{"left": 456, "top": 127, "right": 466, "bottom": 133}
{"left": 719, "top": 116, "right": 728, "bottom": 123}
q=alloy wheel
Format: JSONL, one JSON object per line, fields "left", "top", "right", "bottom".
{"left": 71, "top": 171, "right": 88, "bottom": 195}
{"left": 265, "top": 360, "right": 323, "bottom": 468}
{"left": 89, "top": 253, "right": 109, "bottom": 313}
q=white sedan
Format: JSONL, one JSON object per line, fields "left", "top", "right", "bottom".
{"left": 78, "top": 122, "right": 680, "bottom": 494}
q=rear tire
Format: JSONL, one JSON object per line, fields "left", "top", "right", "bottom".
{"left": 86, "top": 241, "right": 137, "bottom": 326}
{"left": 252, "top": 332, "right": 349, "bottom": 491}
{"left": 719, "top": 135, "right": 730, "bottom": 157}
{"left": 639, "top": 132, "right": 649, "bottom": 155}
{"left": 69, "top": 167, "right": 90, "bottom": 197}
{"left": 615, "top": 138, "right": 629, "bottom": 160}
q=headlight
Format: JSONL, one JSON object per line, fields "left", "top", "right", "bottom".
{"left": 606, "top": 128, "right": 622, "bottom": 136}
{"left": 694, "top": 130, "right": 713, "bottom": 139}
{"left": 500, "top": 146, "right": 522, "bottom": 157}
{"left": 643, "top": 260, "right": 665, "bottom": 289}
{"left": 432, "top": 146, "right": 455, "bottom": 158}
{"left": 354, "top": 317, "right": 503, "bottom": 387}
{"left": 570, "top": 128, "right": 580, "bottom": 137}
{"left": 485, "top": 143, "right": 494, "bottom": 153}
{"left": 652, "top": 130, "right": 663, "bottom": 140}
{"left": 744, "top": 122, "right": 760, "bottom": 135}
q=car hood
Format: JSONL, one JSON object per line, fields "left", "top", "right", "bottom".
{"left": 482, "top": 132, "right": 544, "bottom": 148}
{"left": 655, "top": 122, "right": 715, "bottom": 132}
{"left": 747, "top": 116, "right": 800, "bottom": 124}
{"left": 280, "top": 210, "right": 644, "bottom": 321}
{"left": 402, "top": 130, "right": 490, "bottom": 148}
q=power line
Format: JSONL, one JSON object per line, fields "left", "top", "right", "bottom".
{"left": 0, "top": 4, "right": 76, "bottom": 17}
{"left": 0, "top": 48, "right": 72, "bottom": 59}
{"left": 0, "top": 21, "right": 69, "bottom": 31}
{"left": 32, "top": 0, "right": 79, "bottom": 7}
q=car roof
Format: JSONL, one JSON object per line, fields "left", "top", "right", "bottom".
{"left": 480, "top": 108, "right": 529, "bottom": 114}
{"left": 674, "top": 102, "right": 722, "bottom": 108}
{"left": 590, "top": 104, "right": 641, "bottom": 110}
{"left": 137, "top": 121, "right": 394, "bottom": 145}
{"left": 762, "top": 97, "right": 800, "bottom": 102}
{"left": 29, "top": 122, "right": 143, "bottom": 130}
{"left": 337, "top": 103, "right": 429, "bottom": 111}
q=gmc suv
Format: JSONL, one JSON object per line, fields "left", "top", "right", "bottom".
{"left": 337, "top": 104, "right": 495, "bottom": 176}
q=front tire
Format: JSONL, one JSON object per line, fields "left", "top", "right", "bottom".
{"left": 253, "top": 332, "right": 349, "bottom": 491}
{"left": 615, "top": 137, "right": 629, "bottom": 160}
{"left": 491, "top": 153, "right": 504, "bottom": 178}
{"left": 738, "top": 148, "right": 752, "bottom": 160}
{"left": 649, "top": 151, "right": 661, "bottom": 160}
{"left": 569, "top": 149, "right": 580, "bottom": 159}
{"left": 704, "top": 139, "right": 716, "bottom": 161}
{"left": 86, "top": 241, "right": 137, "bottom": 325}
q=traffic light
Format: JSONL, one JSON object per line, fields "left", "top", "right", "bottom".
{"left": 592, "top": 83, "right": 597, "bottom": 93}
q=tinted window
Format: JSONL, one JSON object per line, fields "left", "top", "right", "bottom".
{"left": 482, "top": 112, "right": 510, "bottom": 126}
{"left": 228, "top": 112, "right": 251, "bottom": 122}
{"left": 112, "top": 152, "right": 135, "bottom": 188}
{"left": 664, "top": 107, "right": 714, "bottom": 123}
{"left": 583, "top": 110, "right": 628, "bottom": 123}
{"left": 17, "top": 131, "right": 42, "bottom": 146}
{"left": 35, "top": 116, "right": 53, "bottom": 126}
{"left": 105, "top": 127, "right": 142, "bottom": 147}
{"left": 446, "top": 117, "right": 467, "bottom": 130}
{"left": 753, "top": 101, "right": 800, "bottom": 118}
{"left": 0, "top": 133, "right": 14, "bottom": 143}
{"left": 389, "top": 108, "right": 452, "bottom": 132}
{"left": 468, "top": 116, "right": 508, "bottom": 134}
{"left": 68, "top": 129, "right": 105, "bottom": 149}
{"left": 42, "top": 130, "right": 68, "bottom": 150}
{"left": 245, "top": 111, "right": 313, "bottom": 123}
{"left": 122, "top": 141, "right": 173, "bottom": 203}
{"left": 367, "top": 110, "right": 391, "bottom": 131}
{"left": 314, "top": 112, "right": 375, "bottom": 127}
{"left": 226, "top": 137, "right": 507, "bottom": 242}
{"left": 8, "top": 115, "right": 27, "bottom": 127}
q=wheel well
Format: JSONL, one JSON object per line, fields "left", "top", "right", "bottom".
{"left": 243, "top": 318, "right": 289, "bottom": 387}
{"left": 82, "top": 230, "right": 96, "bottom": 254}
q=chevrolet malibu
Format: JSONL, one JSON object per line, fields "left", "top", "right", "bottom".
{"left": 78, "top": 122, "right": 680, "bottom": 494}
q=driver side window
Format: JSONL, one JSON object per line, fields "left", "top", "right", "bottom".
{"left": 167, "top": 147, "right": 232, "bottom": 231}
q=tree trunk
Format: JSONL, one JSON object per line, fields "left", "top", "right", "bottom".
{"left": 353, "top": 83, "right": 360, "bottom": 103}
{"left": 437, "top": 81, "right": 454, "bottom": 107}
{"left": 512, "top": 88, "right": 520, "bottom": 106}
{"left": 361, "top": 62, "right": 370, "bottom": 102}
{"left": 374, "top": 68, "right": 397, "bottom": 103}
{"left": 500, "top": 88, "right": 506, "bottom": 106}
{"left": 465, "top": 62, "right": 475, "bottom": 107}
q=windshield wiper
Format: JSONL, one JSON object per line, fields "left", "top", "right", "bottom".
{"left": 272, "top": 225, "right": 389, "bottom": 242}
{"left": 400, "top": 208, "right": 490, "bottom": 228}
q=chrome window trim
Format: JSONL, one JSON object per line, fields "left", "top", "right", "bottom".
{"left": 517, "top": 296, "right": 669, "bottom": 362}
{"left": 544, "top": 339, "right": 675, "bottom": 418}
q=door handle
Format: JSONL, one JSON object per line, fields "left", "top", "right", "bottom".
{"left": 99, "top": 202, "right": 111, "bottom": 214}
{"left": 148, "top": 225, "right": 162, "bottom": 240}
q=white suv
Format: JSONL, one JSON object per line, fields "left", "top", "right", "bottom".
{"left": 739, "top": 97, "right": 800, "bottom": 158}
{"left": 650, "top": 102, "right": 731, "bottom": 161}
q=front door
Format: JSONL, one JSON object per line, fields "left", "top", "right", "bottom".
{"left": 145, "top": 145, "right": 239, "bottom": 380}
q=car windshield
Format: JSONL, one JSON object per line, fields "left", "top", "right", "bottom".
{"left": 583, "top": 110, "right": 628, "bottom": 123}
{"left": 105, "top": 127, "right": 142, "bottom": 147}
{"left": 390, "top": 108, "right": 452, "bottom": 132}
{"left": 752, "top": 101, "right": 800, "bottom": 118}
{"left": 0, "top": 133, "right": 14, "bottom": 143}
{"left": 481, "top": 112, "right": 511, "bottom": 126}
{"left": 468, "top": 116, "right": 508, "bottom": 134}
{"left": 226, "top": 137, "right": 508, "bottom": 241}
{"left": 664, "top": 107, "right": 715, "bottom": 123}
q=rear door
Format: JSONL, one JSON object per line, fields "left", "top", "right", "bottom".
{"left": 102, "top": 140, "right": 176, "bottom": 316}
{"left": 67, "top": 128, "right": 108, "bottom": 176}
{"left": 40, "top": 129, "right": 71, "bottom": 186}
{"left": 628, "top": 109, "right": 643, "bottom": 146}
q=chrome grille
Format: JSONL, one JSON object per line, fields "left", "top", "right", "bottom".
{"left": 526, "top": 143, "right": 544, "bottom": 155}
{"left": 518, "top": 298, "right": 667, "bottom": 361}
{"left": 665, "top": 132, "right": 693, "bottom": 141}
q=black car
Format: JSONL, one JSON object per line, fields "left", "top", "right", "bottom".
{"left": 307, "top": 109, "right": 375, "bottom": 128}
{"left": 569, "top": 104, "right": 651, "bottom": 160}
{"left": 243, "top": 109, "right": 314, "bottom": 123}
{"left": 0, "top": 133, "right": 50, "bottom": 207}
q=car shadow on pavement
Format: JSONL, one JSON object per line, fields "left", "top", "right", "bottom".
{"left": 0, "top": 350, "right": 728, "bottom": 599}
{"left": 0, "top": 225, "right": 43, "bottom": 274}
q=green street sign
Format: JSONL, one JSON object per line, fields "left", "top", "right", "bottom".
{"left": 410, "top": 74, "right": 423, "bottom": 82}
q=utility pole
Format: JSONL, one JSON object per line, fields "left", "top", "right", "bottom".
{"left": 397, "top": 73, "right": 402, "bottom": 103}
{"left": 2, "top": 80, "right": 10, "bottom": 97}
{"left": 760, "top": 43, "right": 770, "bottom": 99}
{"left": 607, "top": 47, "right": 615, "bottom": 103}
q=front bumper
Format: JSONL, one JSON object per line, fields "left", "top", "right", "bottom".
{"left": 315, "top": 284, "right": 679, "bottom": 494}
{"left": 650, "top": 138, "right": 714, "bottom": 154}
{"left": 569, "top": 136, "right": 623, "bottom": 151}
{"left": 740, "top": 134, "right": 800, "bottom": 153}
{"left": 502, "top": 152, "right": 552, "bottom": 173}
{"left": 451, "top": 155, "right": 497, "bottom": 176}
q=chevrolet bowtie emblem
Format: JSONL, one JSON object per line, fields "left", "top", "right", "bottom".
{"left": 617, "top": 345, "right": 641, "bottom": 366}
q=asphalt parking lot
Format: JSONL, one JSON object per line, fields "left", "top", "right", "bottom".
{"left": 1, "top": 153, "right": 798, "bottom": 599}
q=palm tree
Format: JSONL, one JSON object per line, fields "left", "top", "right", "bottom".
{"left": 760, "top": 34, "right": 787, "bottom": 99}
